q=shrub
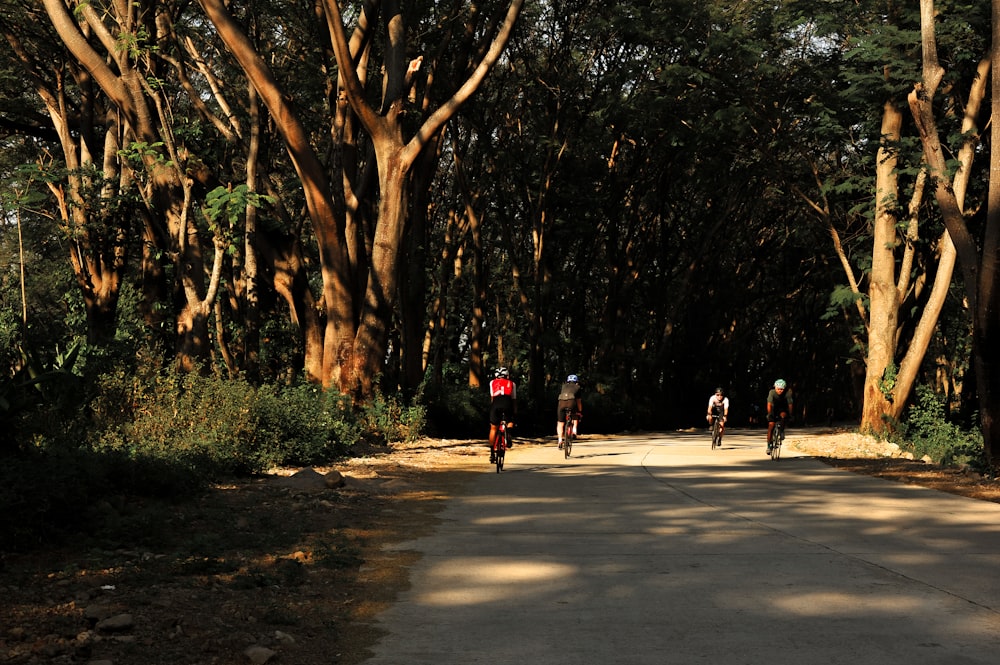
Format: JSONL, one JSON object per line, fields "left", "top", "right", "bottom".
{"left": 359, "top": 390, "right": 426, "bottom": 444}
{"left": 253, "top": 382, "right": 360, "bottom": 466}
{"left": 2, "top": 360, "right": 424, "bottom": 550}
{"left": 900, "top": 385, "right": 983, "bottom": 468}
{"left": 94, "top": 371, "right": 366, "bottom": 477}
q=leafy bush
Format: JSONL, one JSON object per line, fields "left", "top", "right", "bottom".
{"left": 359, "top": 390, "right": 426, "bottom": 444}
{"left": 1, "top": 354, "right": 426, "bottom": 550}
{"left": 253, "top": 382, "right": 361, "bottom": 465}
{"left": 94, "top": 370, "right": 366, "bottom": 477}
{"left": 900, "top": 385, "right": 983, "bottom": 468}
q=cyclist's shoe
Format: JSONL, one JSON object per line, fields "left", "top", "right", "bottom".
{"left": 558, "top": 441, "right": 563, "bottom": 449}
{"left": 489, "top": 452, "right": 496, "bottom": 463}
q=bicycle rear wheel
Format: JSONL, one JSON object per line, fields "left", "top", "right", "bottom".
{"left": 563, "top": 411, "right": 574, "bottom": 458}
{"left": 496, "top": 440, "right": 505, "bottom": 472}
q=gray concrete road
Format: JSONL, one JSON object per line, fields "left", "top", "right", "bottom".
{"left": 361, "top": 430, "right": 1000, "bottom": 664}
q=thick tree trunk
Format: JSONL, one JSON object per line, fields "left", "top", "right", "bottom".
{"left": 199, "top": 0, "right": 356, "bottom": 390}
{"left": 908, "top": 0, "right": 999, "bottom": 466}
{"left": 980, "top": 0, "right": 1000, "bottom": 467}
{"left": 351, "top": 150, "right": 410, "bottom": 397}
{"left": 860, "top": 101, "right": 903, "bottom": 433}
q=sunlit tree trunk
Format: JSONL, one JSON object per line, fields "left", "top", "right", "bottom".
{"left": 910, "top": 0, "right": 1000, "bottom": 465}
{"left": 860, "top": 101, "right": 903, "bottom": 432}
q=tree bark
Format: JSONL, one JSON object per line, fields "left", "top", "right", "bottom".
{"left": 981, "top": 0, "right": 1000, "bottom": 466}
{"left": 909, "top": 0, "right": 1000, "bottom": 466}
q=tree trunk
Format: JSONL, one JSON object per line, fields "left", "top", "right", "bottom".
{"left": 980, "top": 0, "right": 1000, "bottom": 467}
{"left": 860, "top": 101, "right": 903, "bottom": 433}
{"left": 43, "top": 0, "right": 218, "bottom": 369}
{"left": 909, "top": 0, "right": 1000, "bottom": 466}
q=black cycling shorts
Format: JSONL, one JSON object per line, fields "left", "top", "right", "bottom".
{"left": 490, "top": 396, "right": 515, "bottom": 425}
{"left": 557, "top": 399, "right": 578, "bottom": 420}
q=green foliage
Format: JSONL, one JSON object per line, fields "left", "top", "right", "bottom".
{"left": 92, "top": 369, "right": 367, "bottom": 477}
{"left": 1, "top": 349, "right": 427, "bottom": 550}
{"left": 204, "top": 184, "right": 275, "bottom": 228}
{"left": 878, "top": 362, "right": 898, "bottom": 402}
{"left": 899, "top": 385, "right": 983, "bottom": 468}
{"left": 0, "top": 340, "right": 84, "bottom": 454}
{"left": 422, "top": 382, "right": 489, "bottom": 438}
{"left": 358, "top": 390, "right": 426, "bottom": 444}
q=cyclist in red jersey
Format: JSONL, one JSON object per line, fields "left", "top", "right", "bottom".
{"left": 488, "top": 367, "right": 517, "bottom": 463}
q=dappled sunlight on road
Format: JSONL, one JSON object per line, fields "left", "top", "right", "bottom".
{"left": 364, "top": 430, "right": 1000, "bottom": 665}
{"left": 766, "top": 590, "right": 925, "bottom": 616}
{"left": 416, "top": 558, "right": 575, "bottom": 606}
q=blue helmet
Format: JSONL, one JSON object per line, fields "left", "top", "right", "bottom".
{"left": 774, "top": 379, "right": 787, "bottom": 389}
{"left": 567, "top": 374, "right": 579, "bottom": 383}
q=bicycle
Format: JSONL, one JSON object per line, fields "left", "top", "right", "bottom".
{"left": 561, "top": 407, "right": 577, "bottom": 458}
{"left": 710, "top": 414, "right": 724, "bottom": 450}
{"left": 768, "top": 417, "right": 785, "bottom": 460}
{"left": 495, "top": 415, "right": 512, "bottom": 473}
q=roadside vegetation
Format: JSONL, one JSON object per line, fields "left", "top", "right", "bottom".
{"left": 0, "top": 343, "right": 426, "bottom": 552}
{"left": 890, "top": 385, "right": 985, "bottom": 471}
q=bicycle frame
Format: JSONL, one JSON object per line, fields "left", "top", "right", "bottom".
{"left": 710, "top": 414, "right": 724, "bottom": 449}
{"left": 562, "top": 407, "right": 576, "bottom": 457}
{"left": 770, "top": 418, "right": 785, "bottom": 460}
{"left": 495, "top": 412, "right": 511, "bottom": 472}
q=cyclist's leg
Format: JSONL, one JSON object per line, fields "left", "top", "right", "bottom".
{"left": 556, "top": 399, "right": 571, "bottom": 447}
{"left": 488, "top": 403, "right": 501, "bottom": 462}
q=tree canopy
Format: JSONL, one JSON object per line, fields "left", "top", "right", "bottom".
{"left": 0, "top": 0, "right": 996, "bottom": 457}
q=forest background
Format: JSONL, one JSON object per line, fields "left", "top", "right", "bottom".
{"left": 1, "top": 0, "right": 998, "bottom": 544}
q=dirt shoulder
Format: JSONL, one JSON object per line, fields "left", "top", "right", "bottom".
{"left": 3, "top": 431, "right": 998, "bottom": 665}
{"left": 787, "top": 428, "right": 1000, "bottom": 503}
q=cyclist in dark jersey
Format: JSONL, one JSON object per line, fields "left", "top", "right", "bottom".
{"left": 556, "top": 374, "right": 583, "bottom": 449}
{"left": 766, "top": 379, "right": 793, "bottom": 453}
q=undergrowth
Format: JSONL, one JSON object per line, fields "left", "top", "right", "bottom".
{"left": 897, "top": 385, "right": 984, "bottom": 470}
{"left": 1, "top": 360, "right": 425, "bottom": 552}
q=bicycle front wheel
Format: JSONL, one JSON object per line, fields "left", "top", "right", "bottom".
{"left": 711, "top": 419, "right": 721, "bottom": 449}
